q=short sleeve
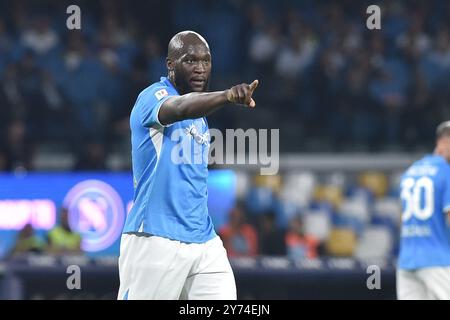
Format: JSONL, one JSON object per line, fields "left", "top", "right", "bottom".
{"left": 443, "top": 166, "right": 450, "bottom": 213}
{"left": 140, "top": 86, "right": 174, "bottom": 128}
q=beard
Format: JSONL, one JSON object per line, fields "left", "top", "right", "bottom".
{"left": 172, "top": 68, "right": 210, "bottom": 95}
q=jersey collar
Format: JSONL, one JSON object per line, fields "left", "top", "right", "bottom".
{"left": 160, "top": 77, "right": 178, "bottom": 94}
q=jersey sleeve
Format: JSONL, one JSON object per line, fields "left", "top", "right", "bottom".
{"left": 140, "top": 86, "right": 174, "bottom": 128}
{"left": 443, "top": 165, "right": 450, "bottom": 213}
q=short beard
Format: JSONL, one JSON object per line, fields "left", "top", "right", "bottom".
{"left": 172, "top": 70, "right": 210, "bottom": 95}
{"left": 199, "top": 77, "right": 210, "bottom": 93}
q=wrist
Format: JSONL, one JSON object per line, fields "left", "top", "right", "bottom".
{"left": 224, "top": 89, "right": 233, "bottom": 104}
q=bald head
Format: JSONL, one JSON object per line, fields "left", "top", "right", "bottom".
{"left": 166, "top": 31, "right": 212, "bottom": 95}
{"left": 167, "top": 31, "right": 210, "bottom": 60}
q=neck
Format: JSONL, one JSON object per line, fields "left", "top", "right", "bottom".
{"left": 434, "top": 148, "right": 442, "bottom": 157}
{"left": 434, "top": 148, "right": 450, "bottom": 163}
{"left": 167, "top": 73, "right": 184, "bottom": 95}
{"left": 168, "top": 73, "right": 175, "bottom": 85}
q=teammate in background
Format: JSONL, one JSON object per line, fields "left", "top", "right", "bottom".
{"left": 118, "top": 31, "right": 259, "bottom": 300}
{"left": 397, "top": 121, "right": 450, "bottom": 299}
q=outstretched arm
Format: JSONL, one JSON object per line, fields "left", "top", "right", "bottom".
{"left": 158, "top": 80, "right": 259, "bottom": 126}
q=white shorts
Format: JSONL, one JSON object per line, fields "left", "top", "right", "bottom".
{"left": 117, "top": 233, "right": 236, "bottom": 300}
{"left": 397, "top": 267, "right": 450, "bottom": 300}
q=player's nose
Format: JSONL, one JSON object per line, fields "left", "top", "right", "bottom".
{"left": 194, "top": 62, "right": 206, "bottom": 74}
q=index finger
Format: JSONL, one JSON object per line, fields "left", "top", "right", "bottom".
{"left": 249, "top": 79, "right": 259, "bottom": 93}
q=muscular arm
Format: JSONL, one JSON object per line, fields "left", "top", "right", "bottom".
{"left": 159, "top": 90, "right": 229, "bottom": 125}
{"left": 158, "top": 80, "right": 258, "bottom": 126}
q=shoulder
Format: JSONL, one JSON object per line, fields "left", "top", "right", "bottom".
{"left": 402, "top": 156, "right": 426, "bottom": 177}
{"left": 136, "top": 80, "right": 178, "bottom": 109}
{"left": 138, "top": 82, "right": 169, "bottom": 101}
{"left": 439, "top": 162, "right": 450, "bottom": 176}
{"left": 401, "top": 163, "right": 414, "bottom": 178}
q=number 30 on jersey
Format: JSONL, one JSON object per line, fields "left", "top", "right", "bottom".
{"left": 401, "top": 177, "right": 434, "bottom": 221}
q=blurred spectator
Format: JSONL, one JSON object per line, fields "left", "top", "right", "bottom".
{"left": 248, "top": 22, "right": 281, "bottom": 76}
{"left": 12, "top": 223, "right": 46, "bottom": 255}
{"left": 396, "top": 15, "right": 430, "bottom": 63}
{"left": 246, "top": 3, "right": 267, "bottom": 33}
{"left": 429, "top": 29, "right": 450, "bottom": 70}
{"left": 142, "top": 35, "right": 166, "bottom": 82}
{"left": 285, "top": 215, "right": 321, "bottom": 259}
{"left": 0, "top": 64, "right": 26, "bottom": 119}
{"left": 47, "top": 208, "right": 82, "bottom": 255}
{"left": 20, "top": 15, "right": 59, "bottom": 57}
{"left": 17, "top": 50, "right": 66, "bottom": 142}
{"left": 2, "top": 119, "right": 33, "bottom": 171}
{"left": 275, "top": 20, "right": 317, "bottom": 80}
{"left": 98, "top": 14, "right": 133, "bottom": 50}
{"left": 220, "top": 205, "right": 258, "bottom": 257}
{"left": 58, "top": 32, "right": 105, "bottom": 141}
{"left": 258, "top": 211, "right": 286, "bottom": 256}
{"left": 39, "top": 70, "right": 74, "bottom": 142}
{"left": 0, "top": 18, "right": 12, "bottom": 73}
{"left": 74, "top": 141, "right": 107, "bottom": 171}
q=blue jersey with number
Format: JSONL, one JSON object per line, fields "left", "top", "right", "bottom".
{"left": 398, "top": 154, "right": 450, "bottom": 269}
{"left": 122, "top": 77, "right": 216, "bottom": 243}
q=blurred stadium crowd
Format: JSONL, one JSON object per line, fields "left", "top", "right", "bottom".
{"left": 0, "top": 0, "right": 449, "bottom": 172}
{"left": 219, "top": 170, "right": 401, "bottom": 261}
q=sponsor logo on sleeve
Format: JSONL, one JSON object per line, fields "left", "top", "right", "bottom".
{"left": 155, "top": 89, "right": 169, "bottom": 100}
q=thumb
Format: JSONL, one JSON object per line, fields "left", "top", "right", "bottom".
{"left": 249, "top": 79, "right": 259, "bottom": 93}
{"left": 249, "top": 98, "right": 256, "bottom": 108}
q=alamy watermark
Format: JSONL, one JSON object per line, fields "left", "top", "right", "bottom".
{"left": 66, "top": 265, "right": 81, "bottom": 290}
{"left": 366, "top": 265, "right": 381, "bottom": 290}
{"left": 66, "top": 5, "right": 81, "bottom": 30}
{"left": 66, "top": 4, "right": 380, "bottom": 31}
{"left": 168, "top": 128, "right": 279, "bottom": 175}
{"left": 366, "top": 5, "right": 381, "bottom": 30}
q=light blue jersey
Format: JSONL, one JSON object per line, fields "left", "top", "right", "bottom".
{"left": 398, "top": 155, "right": 450, "bottom": 269}
{"left": 123, "top": 77, "right": 216, "bottom": 243}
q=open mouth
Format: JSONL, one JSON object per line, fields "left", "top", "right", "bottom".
{"left": 190, "top": 78, "right": 206, "bottom": 87}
